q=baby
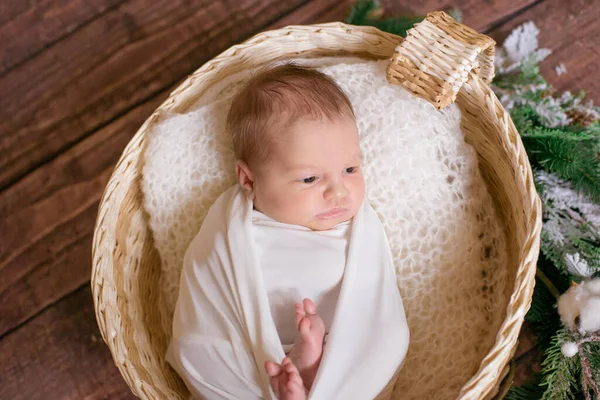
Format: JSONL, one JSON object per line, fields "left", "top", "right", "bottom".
{"left": 228, "top": 64, "right": 365, "bottom": 398}
{"left": 167, "top": 63, "right": 409, "bottom": 400}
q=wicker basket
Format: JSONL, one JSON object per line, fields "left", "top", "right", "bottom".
{"left": 92, "top": 11, "right": 542, "bottom": 400}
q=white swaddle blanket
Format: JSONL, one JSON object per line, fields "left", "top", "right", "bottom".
{"left": 166, "top": 185, "right": 410, "bottom": 399}
{"left": 252, "top": 210, "right": 350, "bottom": 352}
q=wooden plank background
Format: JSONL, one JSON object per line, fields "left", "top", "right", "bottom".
{"left": 1, "top": 0, "right": 597, "bottom": 398}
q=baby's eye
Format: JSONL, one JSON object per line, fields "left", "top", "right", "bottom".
{"left": 303, "top": 176, "right": 317, "bottom": 184}
{"left": 345, "top": 167, "right": 358, "bottom": 173}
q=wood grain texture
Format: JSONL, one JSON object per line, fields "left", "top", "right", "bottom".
{"left": 0, "top": 94, "right": 164, "bottom": 338}
{"left": 268, "top": 0, "right": 355, "bottom": 27}
{"left": 512, "top": 344, "right": 544, "bottom": 387}
{"left": 0, "top": 0, "right": 307, "bottom": 191}
{"left": 0, "top": 0, "right": 125, "bottom": 75}
{"left": 0, "top": 285, "right": 136, "bottom": 400}
{"left": 513, "top": 322, "right": 538, "bottom": 359}
{"left": 379, "top": 0, "right": 539, "bottom": 32}
{"left": 0, "top": 0, "right": 38, "bottom": 26}
{"left": 487, "top": 0, "right": 600, "bottom": 103}
{"left": 270, "top": 0, "right": 539, "bottom": 33}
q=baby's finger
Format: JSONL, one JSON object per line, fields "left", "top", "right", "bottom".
{"left": 265, "top": 360, "right": 282, "bottom": 377}
{"left": 303, "top": 298, "right": 316, "bottom": 315}
{"left": 294, "top": 303, "right": 305, "bottom": 328}
{"left": 281, "top": 357, "right": 294, "bottom": 369}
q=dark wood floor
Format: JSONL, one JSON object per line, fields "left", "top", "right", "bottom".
{"left": 1, "top": 0, "right": 598, "bottom": 398}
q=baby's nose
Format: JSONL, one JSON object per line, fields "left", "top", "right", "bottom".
{"left": 324, "top": 180, "right": 348, "bottom": 201}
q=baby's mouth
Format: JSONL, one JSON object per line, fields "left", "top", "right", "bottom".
{"left": 316, "top": 207, "right": 347, "bottom": 220}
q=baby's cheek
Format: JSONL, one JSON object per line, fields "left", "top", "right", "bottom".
{"left": 350, "top": 176, "right": 365, "bottom": 195}
{"left": 289, "top": 191, "right": 316, "bottom": 217}
{"left": 278, "top": 191, "right": 306, "bottom": 215}
{"left": 352, "top": 180, "right": 366, "bottom": 211}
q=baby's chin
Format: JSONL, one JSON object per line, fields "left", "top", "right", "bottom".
{"left": 305, "top": 215, "right": 354, "bottom": 231}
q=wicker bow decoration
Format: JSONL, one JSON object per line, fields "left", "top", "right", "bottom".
{"left": 387, "top": 11, "right": 496, "bottom": 110}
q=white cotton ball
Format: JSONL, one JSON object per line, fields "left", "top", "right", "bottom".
{"left": 557, "top": 278, "right": 600, "bottom": 334}
{"left": 558, "top": 284, "right": 590, "bottom": 330}
{"left": 561, "top": 341, "right": 578, "bottom": 358}
{"left": 583, "top": 277, "right": 600, "bottom": 296}
{"left": 579, "top": 296, "right": 600, "bottom": 334}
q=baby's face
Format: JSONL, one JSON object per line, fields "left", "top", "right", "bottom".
{"left": 249, "top": 116, "right": 365, "bottom": 231}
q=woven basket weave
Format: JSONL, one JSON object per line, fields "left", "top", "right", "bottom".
{"left": 92, "top": 11, "right": 542, "bottom": 400}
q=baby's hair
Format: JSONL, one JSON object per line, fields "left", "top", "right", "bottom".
{"left": 226, "top": 63, "right": 355, "bottom": 167}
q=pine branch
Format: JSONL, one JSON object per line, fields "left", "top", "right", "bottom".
{"left": 511, "top": 106, "right": 600, "bottom": 202}
{"left": 573, "top": 237, "right": 600, "bottom": 270}
{"left": 588, "top": 341, "right": 600, "bottom": 390}
{"left": 537, "top": 172, "right": 600, "bottom": 279}
{"left": 498, "top": 60, "right": 600, "bottom": 202}
{"left": 573, "top": 333, "right": 600, "bottom": 400}
{"left": 505, "top": 380, "right": 546, "bottom": 400}
{"left": 540, "top": 229, "right": 589, "bottom": 281}
{"left": 345, "top": 0, "right": 379, "bottom": 25}
{"left": 523, "top": 126, "right": 597, "bottom": 143}
{"left": 540, "top": 329, "right": 582, "bottom": 400}
{"left": 525, "top": 136, "right": 600, "bottom": 203}
{"left": 494, "top": 56, "right": 548, "bottom": 90}
{"left": 506, "top": 381, "right": 543, "bottom": 400}
{"left": 345, "top": 0, "right": 423, "bottom": 37}
{"left": 535, "top": 269, "right": 561, "bottom": 300}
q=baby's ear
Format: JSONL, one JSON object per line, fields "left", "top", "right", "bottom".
{"left": 236, "top": 160, "right": 255, "bottom": 199}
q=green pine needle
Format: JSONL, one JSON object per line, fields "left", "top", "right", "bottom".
{"left": 510, "top": 103, "right": 600, "bottom": 202}
{"left": 345, "top": 0, "right": 423, "bottom": 37}
{"left": 573, "top": 236, "right": 600, "bottom": 270}
{"left": 345, "top": 0, "right": 379, "bottom": 25}
{"left": 498, "top": 57, "right": 600, "bottom": 202}
{"left": 510, "top": 104, "right": 540, "bottom": 131}
{"left": 494, "top": 56, "right": 548, "bottom": 89}
{"left": 505, "top": 380, "right": 546, "bottom": 400}
{"left": 525, "top": 135, "right": 600, "bottom": 202}
{"left": 588, "top": 342, "right": 600, "bottom": 388}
